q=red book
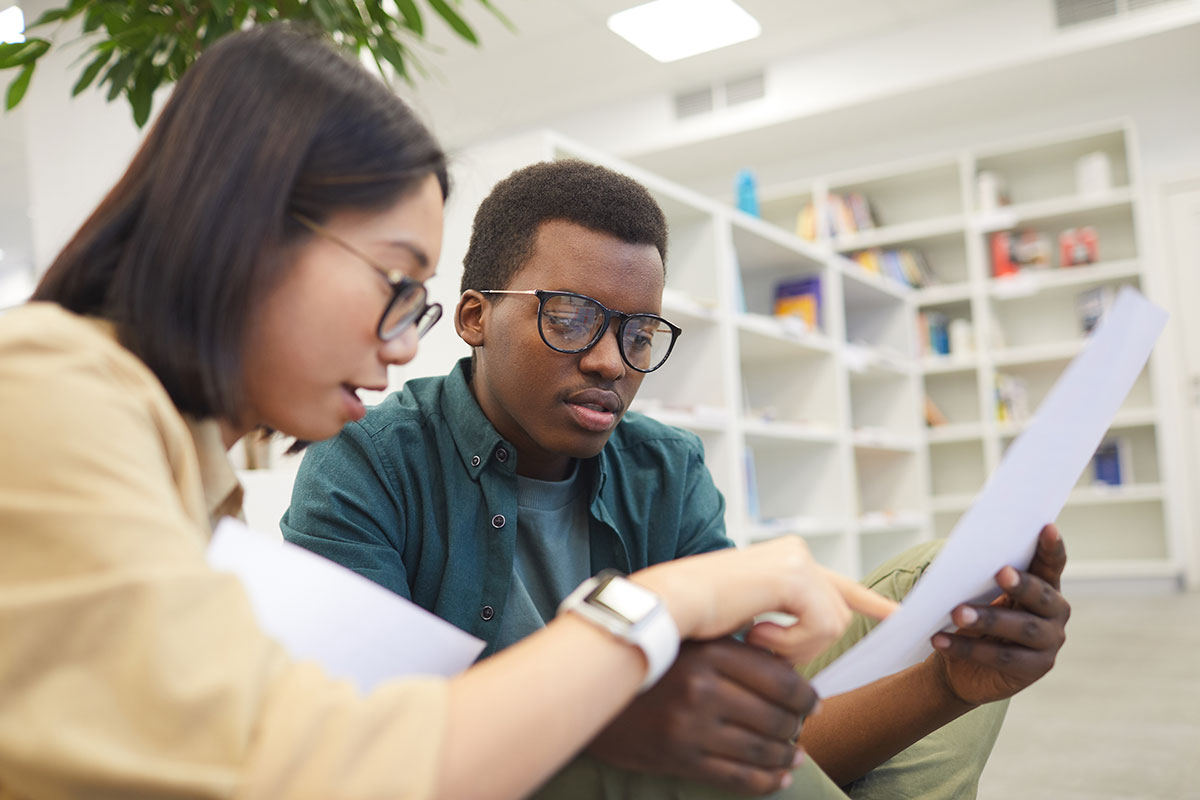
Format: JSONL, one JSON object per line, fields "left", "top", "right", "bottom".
{"left": 991, "top": 232, "right": 1017, "bottom": 277}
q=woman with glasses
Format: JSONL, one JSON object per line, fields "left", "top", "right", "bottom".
{"left": 0, "top": 24, "right": 891, "bottom": 800}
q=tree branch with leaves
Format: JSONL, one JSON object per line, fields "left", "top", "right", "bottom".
{"left": 0, "top": 0, "right": 510, "bottom": 126}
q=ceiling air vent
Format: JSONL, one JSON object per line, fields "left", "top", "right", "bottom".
{"left": 1055, "top": 0, "right": 1183, "bottom": 28}
{"left": 673, "top": 70, "right": 765, "bottom": 120}
{"left": 674, "top": 86, "right": 714, "bottom": 119}
{"left": 725, "top": 72, "right": 765, "bottom": 106}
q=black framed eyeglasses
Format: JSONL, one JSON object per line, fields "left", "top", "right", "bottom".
{"left": 479, "top": 289, "right": 682, "bottom": 373}
{"left": 291, "top": 212, "right": 442, "bottom": 342}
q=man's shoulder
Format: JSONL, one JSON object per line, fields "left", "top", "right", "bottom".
{"left": 357, "top": 374, "right": 446, "bottom": 437}
{"left": 608, "top": 411, "right": 705, "bottom": 457}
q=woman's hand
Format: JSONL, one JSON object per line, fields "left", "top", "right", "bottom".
{"left": 634, "top": 537, "right": 897, "bottom": 664}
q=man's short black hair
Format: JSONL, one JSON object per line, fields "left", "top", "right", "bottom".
{"left": 460, "top": 159, "right": 668, "bottom": 293}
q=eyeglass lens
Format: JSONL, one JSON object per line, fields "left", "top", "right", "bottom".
{"left": 540, "top": 294, "right": 674, "bottom": 371}
{"left": 380, "top": 284, "right": 439, "bottom": 340}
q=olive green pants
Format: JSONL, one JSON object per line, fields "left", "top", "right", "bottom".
{"left": 532, "top": 541, "right": 1009, "bottom": 800}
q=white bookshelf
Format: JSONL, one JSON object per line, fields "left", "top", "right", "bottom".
{"left": 725, "top": 121, "right": 1183, "bottom": 587}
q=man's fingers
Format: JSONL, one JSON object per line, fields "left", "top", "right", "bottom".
{"left": 698, "top": 722, "right": 802, "bottom": 771}
{"left": 931, "top": 632, "right": 1052, "bottom": 677}
{"left": 820, "top": 565, "right": 898, "bottom": 620}
{"left": 1026, "top": 524, "right": 1068, "bottom": 589}
{"left": 950, "top": 604, "right": 1065, "bottom": 651}
{"left": 994, "top": 565, "right": 1071, "bottom": 622}
{"left": 704, "top": 639, "right": 819, "bottom": 720}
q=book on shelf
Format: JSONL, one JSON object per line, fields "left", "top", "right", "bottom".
{"left": 917, "top": 311, "right": 951, "bottom": 357}
{"left": 995, "top": 373, "right": 1030, "bottom": 423}
{"left": 1091, "top": 436, "right": 1132, "bottom": 486}
{"left": 827, "top": 192, "right": 877, "bottom": 236}
{"left": 850, "top": 247, "right": 935, "bottom": 288}
{"left": 1076, "top": 285, "right": 1116, "bottom": 335}
{"left": 773, "top": 275, "right": 822, "bottom": 332}
{"left": 924, "top": 395, "right": 948, "bottom": 427}
{"left": 795, "top": 201, "right": 818, "bottom": 242}
{"left": 744, "top": 448, "right": 760, "bottom": 522}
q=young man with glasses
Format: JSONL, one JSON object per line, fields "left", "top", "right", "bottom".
{"left": 282, "top": 160, "right": 1069, "bottom": 800}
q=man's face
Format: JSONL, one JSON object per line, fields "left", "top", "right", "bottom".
{"left": 463, "top": 219, "right": 666, "bottom": 481}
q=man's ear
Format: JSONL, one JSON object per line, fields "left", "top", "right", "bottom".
{"left": 455, "top": 290, "right": 486, "bottom": 348}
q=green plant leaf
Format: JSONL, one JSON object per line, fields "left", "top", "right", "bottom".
{"left": 102, "top": 54, "right": 137, "bottom": 102}
{"left": 211, "top": 0, "right": 233, "bottom": 15}
{"left": 129, "top": 56, "right": 157, "bottom": 127}
{"left": 28, "top": 7, "right": 76, "bottom": 28}
{"left": 0, "top": 39, "right": 51, "bottom": 70}
{"left": 6, "top": 62, "right": 34, "bottom": 109}
{"left": 72, "top": 48, "right": 113, "bottom": 95}
{"left": 308, "top": 0, "right": 338, "bottom": 29}
{"left": 83, "top": 6, "right": 104, "bottom": 32}
{"left": 394, "top": 0, "right": 423, "bottom": 36}
{"left": 427, "top": 0, "right": 477, "bottom": 44}
{"left": 475, "top": 0, "right": 514, "bottom": 33}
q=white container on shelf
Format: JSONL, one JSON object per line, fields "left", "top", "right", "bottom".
{"left": 1075, "top": 151, "right": 1113, "bottom": 195}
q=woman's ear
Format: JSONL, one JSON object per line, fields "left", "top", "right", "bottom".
{"left": 455, "top": 290, "right": 486, "bottom": 347}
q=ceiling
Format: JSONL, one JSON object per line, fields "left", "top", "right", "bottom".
{"left": 395, "top": 0, "right": 987, "bottom": 149}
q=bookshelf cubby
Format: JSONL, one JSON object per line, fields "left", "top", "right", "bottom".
{"left": 421, "top": 122, "right": 1182, "bottom": 588}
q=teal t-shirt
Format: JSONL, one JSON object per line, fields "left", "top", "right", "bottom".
{"left": 494, "top": 462, "right": 591, "bottom": 651}
{"left": 281, "top": 358, "right": 732, "bottom": 659}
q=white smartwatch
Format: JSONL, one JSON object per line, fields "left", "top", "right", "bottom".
{"left": 557, "top": 569, "right": 680, "bottom": 692}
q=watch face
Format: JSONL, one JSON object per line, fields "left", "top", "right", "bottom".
{"left": 590, "top": 576, "right": 658, "bottom": 625}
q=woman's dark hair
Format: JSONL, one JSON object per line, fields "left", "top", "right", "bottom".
{"left": 460, "top": 159, "right": 668, "bottom": 294}
{"left": 34, "top": 24, "right": 448, "bottom": 421}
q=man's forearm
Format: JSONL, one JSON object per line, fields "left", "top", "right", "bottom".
{"left": 797, "top": 658, "right": 975, "bottom": 786}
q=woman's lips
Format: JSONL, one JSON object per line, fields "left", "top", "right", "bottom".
{"left": 341, "top": 384, "right": 367, "bottom": 422}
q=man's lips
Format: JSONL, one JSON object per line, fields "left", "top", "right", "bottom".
{"left": 564, "top": 387, "right": 622, "bottom": 415}
{"left": 564, "top": 387, "right": 623, "bottom": 433}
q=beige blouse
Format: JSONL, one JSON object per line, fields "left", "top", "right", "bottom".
{"left": 0, "top": 303, "right": 447, "bottom": 799}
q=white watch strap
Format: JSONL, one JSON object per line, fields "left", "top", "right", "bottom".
{"left": 558, "top": 573, "right": 680, "bottom": 692}
{"left": 632, "top": 600, "right": 680, "bottom": 691}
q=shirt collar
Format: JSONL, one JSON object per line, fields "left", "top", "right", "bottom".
{"left": 183, "top": 416, "right": 244, "bottom": 527}
{"left": 437, "top": 358, "right": 611, "bottom": 494}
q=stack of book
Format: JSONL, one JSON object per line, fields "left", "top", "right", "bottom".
{"left": 827, "top": 192, "right": 877, "bottom": 237}
{"left": 851, "top": 248, "right": 936, "bottom": 288}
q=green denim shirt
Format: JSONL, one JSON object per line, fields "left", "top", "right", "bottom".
{"left": 281, "top": 358, "right": 732, "bottom": 658}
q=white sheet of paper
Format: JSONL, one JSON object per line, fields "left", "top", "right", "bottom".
{"left": 811, "top": 286, "right": 1167, "bottom": 698}
{"left": 207, "top": 518, "right": 485, "bottom": 693}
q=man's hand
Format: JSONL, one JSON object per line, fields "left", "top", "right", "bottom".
{"left": 929, "top": 523, "right": 1071, "bottom": 705}
{"left": 587, "top": 637, "right": 813, "bottom": 795}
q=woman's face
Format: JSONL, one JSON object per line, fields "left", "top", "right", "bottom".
{"left": 240, "top": 174, "right": 444, "bottom": 442}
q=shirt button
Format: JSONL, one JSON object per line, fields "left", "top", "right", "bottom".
{"left": 481, "top": 605, "right": 495, "bottom": 621}
{"left": 496, "top": 448, "right": 509, "bottom": 463}
{"left": 491, "top": 514, "right": 506, "bottom": 529}
{"left": 471, "top": 455, "right": 481, "bottom": 467}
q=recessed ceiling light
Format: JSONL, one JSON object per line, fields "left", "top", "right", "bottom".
{"left": 607, "top": 0, "right": 761, "bottom": 63}
{"left": 0, "top": 6, "right": 25, "bottom": 45}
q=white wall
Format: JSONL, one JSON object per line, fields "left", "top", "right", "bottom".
{"left": 16, "top": 0, "right": 151, "bottom": 273}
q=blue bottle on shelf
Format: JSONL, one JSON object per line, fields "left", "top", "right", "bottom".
{"left": 735, "top": 169, "right": 760, "bottom": 218}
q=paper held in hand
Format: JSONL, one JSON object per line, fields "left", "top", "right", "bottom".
{"left": 207, "top": 519, "right": 485, "bottom": 694}
{"left": 811, "top": 286, "right": 1167, "bottom": 698}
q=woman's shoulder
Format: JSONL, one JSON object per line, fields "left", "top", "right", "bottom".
{"left": 1, "top": 302, "right": 162, "bottom": 388}
{"left": 0, "top": 302, "right": 184, "bottom": 434}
